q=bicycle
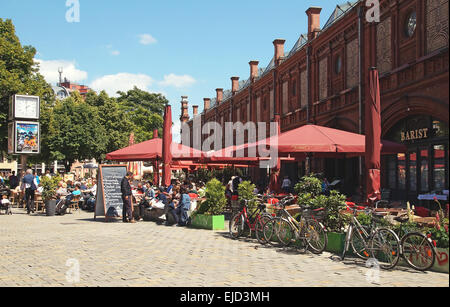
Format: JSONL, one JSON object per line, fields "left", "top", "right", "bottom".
{"left": 264, "top": 194, "right": 328, "bottom": 254}
{"left": 229, "top": 195, "right": 274, "bottom": 245}
{"left": 341, "top": 205, "right": 400, "bottom": 270}
{"left": 371, "top": 201, "right": 437, "bottom": 271}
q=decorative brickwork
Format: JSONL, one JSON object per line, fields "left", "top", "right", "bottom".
{"left": 300, "top": 70, "right": 307, "bottom": 108}
{"left": 426, "top": 0, "right": 449, "bottom": 53}
{"left": 377, "top": 17, "right": 392, "bottom": 74}
{"left": 282, "top": 81, "right": 288, "bottom": 115}
{"left": 346, "top": 38, "right": 359, "bottom": 88}
{"left": 319, "top": 57, "right": 328, "bottom": 100}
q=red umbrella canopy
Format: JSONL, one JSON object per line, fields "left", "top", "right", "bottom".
{"left": 105, "top": 138, "right": 204, "bottom": 162}
{"left": 233, "top": 124, "right": 406, "bottom": 156}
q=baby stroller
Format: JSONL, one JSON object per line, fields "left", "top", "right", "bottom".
{"left": 0, "top": 187, "right": 12, "bottom": 215}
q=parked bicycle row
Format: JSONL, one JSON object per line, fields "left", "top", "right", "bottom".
{"left": 229, "top": 194, "right": 441, "bottom": 272}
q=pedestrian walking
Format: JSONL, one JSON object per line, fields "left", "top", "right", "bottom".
{"left": 121, "top": 171, "right": 136, "bottom": 223}
{"left": 22, "top": 169, "right": 37, "bottom": 214}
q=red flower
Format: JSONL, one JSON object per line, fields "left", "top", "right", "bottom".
{"left": 445, "top": 225, "right": 449, "bottom": 233}
{"left": 436, "top": 212, "right": 440, "bottom": 222}
{"left": 434, "top": 197, "right": 438, "bottom": 201}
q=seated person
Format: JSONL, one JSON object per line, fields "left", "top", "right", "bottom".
{"left": 80, "top": 181, "right": 88, "bottom": 191}
{"left": 174, "top": 186, "right": 191, "bottom": 226}
{"left": 56, "top": 182, "right": 68, "bottom": 199}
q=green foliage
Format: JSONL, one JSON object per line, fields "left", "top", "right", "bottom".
{"left": 46, "top": 93, "right": 107, "bottom": 169}
{"left": 40, "top": 175, "right": 62, "bottom": 201}
{"left": 429, "top": 226, "right": 449, "bottom": 249}
{"left": 294, "top": 174, "right": 322, "bottom": 197}
{"left": 238, "top": 181, "right": 257, "bottom": 212}
{"left": 116, "top": 87, "right": 166, "bottom": 143}
{"left": 192, "top": 168, "right": 214, "bottom": 185}
{"left": 0, "top": 18, "right": 55, "bottom": 158}
{"left": 196, "top": 179, "right": 227, "bottom": 216}
{"left": 322, "top": 190, "right": 348, "bottom": 232}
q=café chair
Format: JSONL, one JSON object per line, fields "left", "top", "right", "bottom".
{"left": 69, "top": 195, "right": 81, "bottom": 213}
{"left": 34, "top": 194, "right": 45, "bottom": 213}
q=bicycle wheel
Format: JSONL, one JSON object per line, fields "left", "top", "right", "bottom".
{"left": 229, "top": 213, "right": 244, "bottom": 239}
{"left": 276, "top": 218, "right": 296, "bottom": 247}
{"left": 350, "top": 226, "right": 371, "bottom": 260}
{"left": 305, "top": 219, "right": 328, "bottom": 254}
{"left": 370, "top": 228, "right": 400, "bottom": 270}
{"left": 401, "top": 232, "right": 436, "bottom": 271}
{"left": 255, "top": 214, "right": 273, "bottom": 245}
{"left": 263, "top": 217, "right": 281, "bottom": 247}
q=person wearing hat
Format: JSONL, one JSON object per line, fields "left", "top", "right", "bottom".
{"left": 121, "top": 171, "right": 136, "bottom": 223}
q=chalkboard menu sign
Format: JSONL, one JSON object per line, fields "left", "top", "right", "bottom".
{"left": 95, "top": 165, "right": 128, "bottom": 221}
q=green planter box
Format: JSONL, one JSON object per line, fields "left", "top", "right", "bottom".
{"left": 190, "top": 214, "right": 225, "bottom": 230}
{"left": 326, "top": 232, "right": 346, "bottom": 254}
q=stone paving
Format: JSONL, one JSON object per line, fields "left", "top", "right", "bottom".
{"left": 0, "top": 208, "right": 448, "bottom": 287}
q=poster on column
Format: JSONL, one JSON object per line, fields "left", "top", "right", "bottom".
{"left": 14, "top": 121, "right": 40, "bottom": 154}
{"left": 95, "top": 165, "right": 128, "bottom": 221}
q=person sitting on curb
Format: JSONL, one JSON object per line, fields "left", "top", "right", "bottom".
{"left": 175, "top": 185, "right": 191, "bottom": 227}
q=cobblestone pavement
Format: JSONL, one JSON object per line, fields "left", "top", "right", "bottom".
{"left": 0, "top": 208, "right": 448, "bottom": 287}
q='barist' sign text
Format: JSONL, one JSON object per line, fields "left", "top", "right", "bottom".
{"left": 401, "top": 128, "right": 429, "bottom": 142}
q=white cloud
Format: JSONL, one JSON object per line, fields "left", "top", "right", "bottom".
{"left": 35, "top": 59, "right": 88, "bottom": 84}
{"left": 90, "top": 73, "right": 154, "bottom": 97}
{"left": 158, "top": 73, "right": 196, "bottom": 88}
{"left": 139, "top": 34, "right": 157, "bottom": 45}
{"left": 110, "top": 50, "right": 120, "bottom": 56}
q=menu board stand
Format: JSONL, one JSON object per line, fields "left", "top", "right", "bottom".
{"left": 94, "top": 165, "right": 128, "bottom": 222}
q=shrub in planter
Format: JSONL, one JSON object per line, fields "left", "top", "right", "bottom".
{"left": 40, "top": 175, "right": 62, "bottom": 202}
{"left": 238, "top": 181, "right": 257, "bottom": 212}
{"left": 294, "top": 174, "right": 322, "bottom": 197}
{"left": 322, "top": 190, "right": 348, "bottom": 233}
{"left": 194, "top": 178, "right": 227, "bottom": 216}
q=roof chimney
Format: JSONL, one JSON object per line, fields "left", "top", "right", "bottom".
{"left": 273, "top": 39, "right": 286, "bottom": 65}
{"left": 204, "top": 98, "right": 211, "bottom": 111}
{"left": 180, "top": 96, "right": 190, "bottom": 123}
{"left": 216, "top": 88, "right": 223, "bottom": 104}
{"left": 192, "top": 105, "right": 199, "bottom": 117}
{"left": 249, "top": 61, "right": 259, "bottom": 81}
{"left": 306, "top": 7, "right": 322, "bottom": 40}
{"left": 231, "top": 77, "right": 240, "bottom": 94}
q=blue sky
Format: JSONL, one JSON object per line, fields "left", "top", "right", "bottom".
{"left": 1, "top": 0, "right": 339, "bottom": 139}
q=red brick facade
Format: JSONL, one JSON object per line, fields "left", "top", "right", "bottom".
{"left": 183, "top": 0, "right": 449, "bottom": 200}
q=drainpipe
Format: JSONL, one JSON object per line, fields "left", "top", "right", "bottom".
{"left": 358, "top": 5, "right": 364, "bottom": 195}
{"left": 306, "top": 46, "right": 311, "bottom": 124}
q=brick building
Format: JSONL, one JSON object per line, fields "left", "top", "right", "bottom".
{"left": 182, "top": 0, "right": 449, "bottom": 201}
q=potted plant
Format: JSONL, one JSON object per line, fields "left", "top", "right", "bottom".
{"left": 190, "top": 178, "right": 227, "bottom": 230}
{"left": 40, "top": 175, "right": 62, "bottom": 216}
{"left": 321, "top": 190, "right": 348, "bottom": 254}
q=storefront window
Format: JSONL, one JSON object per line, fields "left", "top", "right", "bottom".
{"left": 433, "top": 145, "right": 446, "bottom": 190}
{"left": 398, "top": 153, "right": 406, "bottom": 190}
{"left": 388, "top": 156, "right": 397, "bottom": 189}
{"left": 409, "top": 152, "right": 417, "bottom": 192}
{"left": 420, "top": 148, "right": 429, "bottom": 192}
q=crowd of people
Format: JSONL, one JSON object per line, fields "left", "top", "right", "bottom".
{"left": 0, "top": 169, "right": 98, "bottom": 215}
{"left": 121, "top": 174, "right": 206, "bottom": 227}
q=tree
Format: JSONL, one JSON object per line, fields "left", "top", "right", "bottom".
{"left": 0, "top": 18, "right": 55, "bottom": 158}
{"left": 47, "top": 92, "right": 107, "bottom": 170}
{"left": 116, "top": 87, "right": 165, "bottom": 143}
